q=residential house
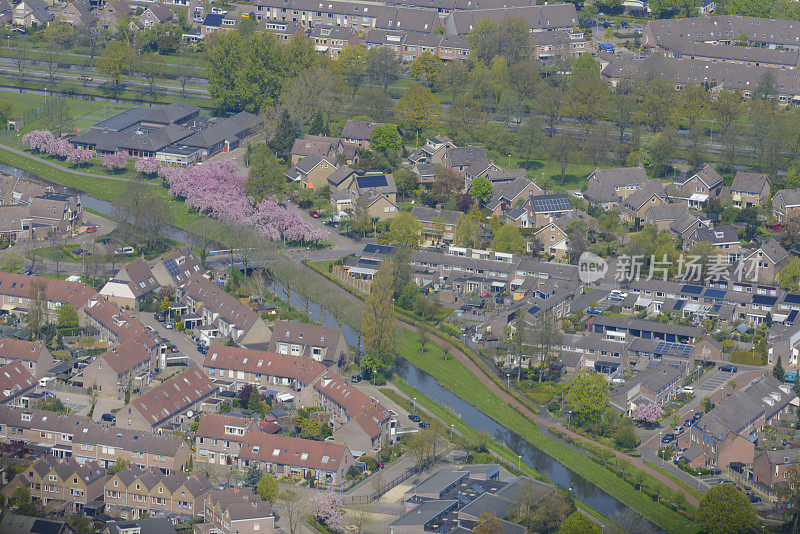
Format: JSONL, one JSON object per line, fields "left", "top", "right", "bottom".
{"left": 24, "top": 456, "right": 106, "bottom": 512}
{"left": 532, "top": 28, "right": 586, "bottom": 60}
{"left": 55, "top": 0, "right": 94, "bottom": 27}
{"left": 669, "top": 213, "right": 709, "bottom": 243}
{"left": 290, "top": 135, "right": 342, "bottom": 164}
{"left": 104, "top": 465, "right": 212, "bottom": 519}
{"left": 525, "top": 193, "right": 572, "bottom": 228}
{"left": 13, "top": 0, "right": 53, "bottom": 26}
{"left": 309, "top": 26, "right": 359, "bottom": 59}
{"left": 83, "top": 333, "right": 164, "bottom": 399}
{"left": 202, "top": 346, "right": 325, "bottom": 401}
{"left": 772, "top": 188, "right": 800, "bottom": 223}
{"left": 284, "top": 154, "right": 338, "bottom": 189}
{"left": 201, "top": 12, "right": 238, "bottom": 36}
{"left": 138, "top": 4, "right": 172, "bottom": 28}
{"left": 486, "top": 177, "right": 543, "bottom": 219}
{"left": 314, "top": 372, "right": 395, "bottom": 453}
{"left": 586, "top": 166, "right": 649, "bottom": 200}
{"left": 194, "top": 413, "right": 252, "bottom": 466}
{"left": 753, "top": 448, "right": 800, "bottom": 487}
{"left": 588, "top": 315, "right": 702, "bottom": 343}
{"left": 408, "top": 135, "right": 455, "bottom": 167}
{"left": 683, "top": 376, "right": 798, "bottom": 468}
{"left": 0, "top": 177, "right": 47, "bottom": 207}
{"left": 0, "top": 515, "right": 67, "bottom": 534}
{"left": 731, "top": 172, "right": 771, "bottom": 208}
{"left": 441, "top": 146, "right": 500, "bottom": 182}
{"left": 176, "top": 274, "right": 271, "bottom": 346}
{"left": 0, "top": 272, "right": 94, "bottom": 322}
{"left": 533, "top": 212, "right": 585, "bottom": 261}
{"left": 684, "top": 225, "right": 742, "bottom": 263}
{"left": 743, "top": 239, "right": 789, "bottom": 284}
{"left": 643, "top": 203, "right": 689, "bottom": 231}
{"left": 611, "top": 363, "right": 687, "bottom": 415}
{"left": 150, "top": 247, "right": 203, "bottom": 288}
{"left": 98, "top": 0, "right": 131, "bottom": 30}
{"left": 0, "top": 406, "right": 192, "bottom": 472}
{"left": 238, "top": 432, "right": 355, "bottom": 485}
{"left": 622, "top": 186, "right": 665, "bottom": 224}
{"left": 128, "top": 368, "right": 217, "bottom": 431}
{"left": 267, "top": 320, "right": 349, "bottom": 365}
{"left": 341, "top": 120, "right": 381, "bottom": 149}
{"left": 106, "top": 519, "right": 177, "bottom": 534}
{"left": 99, "top": 259, "right": 161, "bottom": 309}
{"left": 674, "top": 164, "right": 723, "bottom": 209}
{"left": 0, "top": 338, "right": 52, "bottom": 379}
{"left": 326, "top": 166, "right": 359, "bottom": 191}
{"left": 29, "top": 193, "right": 82, "bottom": 235}
{"left": 201, "top": 487, "right": 275, "bottom": 534}
{"left": 410, "top": 205, "right": 462, "bottom": 244}
{"left": 82, "top": 299, "right": 147, "bottom": 344}
{"left": 0, "top": 362, "right": 35, "bottom": 407}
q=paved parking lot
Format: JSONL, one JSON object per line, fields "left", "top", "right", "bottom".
{"left": 133, "top": 310, "right": 206, "bottom": 367}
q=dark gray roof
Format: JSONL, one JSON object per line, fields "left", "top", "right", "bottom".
{"left": 445, "top": 146, "right": 488, "bottom": 168}
{"left": 590, "top": 166, "right": 648, "bottom": 187}
{"left": 777, "top": 188, "right": 800, "bottom": 208}
{"left": 647, "top": 203, "right": 687, "bottom": 222}
{"left": 391, "top": 500, "right": 458, "bottom": 527}
{"left": 106, "top": 519, "right": 176, "bottom": 534}
{"left": 458, "top": 492, "right": 515, "bottom": 520}
{"left": 180, "top": 111, "right": 261, "bottom": 149}
{"left": 409, "top": 468, "right": 468, "bottom": 495}
{"left": 445, "top": 3, "right": 577, "bottom": 34}
{"left": 754, "top": 239, "right": 789, "bottom": 264}
{"left": 693, "top": 225, "right": 739, "bottom": 245}
{"left": 342, "top": 119, "right": 381, "bottom": 140}
{"left": 623, "top": 185, "right": 664, "bottom": 211}
{"left": 327, "top": 166, "right": 358, "bottom": 187}
{"left": 591, "top": 315, "right": 703, "bottom": 337}
{"left": 486, "top": 177, "right": 538, "bottom": 210}
{"left": 411, "top": 206, "right": 462, "bottom": 226}
{"left": 91, "top": 107, "right": 151, "bottom": 132}
{"left": 141, "top": 101, "right": 199, "bottom": 125}
{"left": 686, "top": 164, "right": 723, "bottom": 189}
{"left": 670, "top": 213, "right": 704, "bottom": 235}
{"left": 530, "top": 193, "right": 571, "bottom": 214}
{"left": 731, "top": 172, "right": 769, "bottom": 194}
{"left": 0, "top": 514, "right": 66, "bottom": 534}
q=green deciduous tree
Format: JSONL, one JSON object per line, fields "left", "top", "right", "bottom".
{"left": 268, "top": 109, "right": 296, "bottom": 164}
{"left": 695, "top": 483, "right": 756, "bottom": 534}
{"left": 361, "top": 261, "right": 395, "bottom": 355}
{"left": 58, "top": 304, "right": 79, "bottom": 328}
{"left": 370, "top": 124, "right": 402, "bottom": 166}
{"left": 366, "top": 46, "right": 400, "bottom": 93}
{"left": 469, "top": 176, "right": 493, "bottom": 204}
{"left": 409, "top": 51, "right": 444, "bottom": 89}
{"left": 492, "top": 224, "right": 524, "bottom": 255}
{"left": 455, "top": 214, "right": 480, "bottom": 248}
{"left": 257, "top": 473, "right": 279, "bottom": 503}
{"left": 778, "top": 257, "right": 800, "bottom": 291}
{"left": 246, "top": 144, "right": 286, "bottom": 201}
{"left": 388, "top": 212, "right": 421, "bottom": 249}
{"left": 395, "top": 84, "right": 442, "bottom": 147}
{"left": 97, "top": 41, "right": 134, "bottom": 97}
{"left": 565, "top": 370, "right": 609, "bottom": 427}
{"left": 560, "top": 513, "right": 602, "bottom": 534}
{"left": 339, "top": 45, "right": 367, "bottom": 98}
{"left": 468, "top": 17, "right": 531, "bottom": 65}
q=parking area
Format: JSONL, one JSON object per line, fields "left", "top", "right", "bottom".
{"left": 134, "top": 310, "right": 207, "bottom": 367}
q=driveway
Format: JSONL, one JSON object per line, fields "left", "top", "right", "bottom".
{"left": 133, "top": 310, "right": 206, "bottom": 367}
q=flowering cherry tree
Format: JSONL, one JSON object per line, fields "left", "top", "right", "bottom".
{"left": 162, "top": 161, "right": 329, "bottom": 245}
{"left": 135, "top": 157, "right": 162, "bottom": 178}
{"left": 633, "top": 403, "right": 664, "bottom": 425}
{"left": 22, "top": 130, "right": 55, "bottom": 152}
{"left": 310, "top": 489, "right": 344, "bottom": 532}
{"left": 66, "top": 148, "right": 94, "bottom": 166}
{"left": 103, "top": 150, "right": 129, "bottom": 171}
{"left": 47, "top": 137, "right": 72, "bottom": 158}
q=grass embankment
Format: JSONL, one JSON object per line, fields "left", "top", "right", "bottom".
{"left": 395, "top": 327, "right": 694, "bottom": 533}
{"left": 0, "top": 147, "right": 202, "bottom": 230}
{"left": 643, "top": 460, "right": 704, "bottom": 502}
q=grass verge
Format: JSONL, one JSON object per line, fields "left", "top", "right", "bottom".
{"left": 395, "top": 325, "right": 694, "bottom": 533}
{"left": 642, "top": 460, "right": 704, "bottom": 502}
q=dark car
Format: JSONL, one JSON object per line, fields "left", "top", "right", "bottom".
{"left": 620, "top": 21, "right": 629, "bottom": 28}
{"left": 197, "top": 345, "right": 208, "bottom": 354}
{"left": 693, "top": 412, "right": 704, "bottom": 421}
{"left": 100, "top": 413, "right": 116, "bottom": 423}
{"left": 718, "top": 364, "right": 738, "bottom": 372}
{"left": 661, "top": 433, "right": 675, "bottom": 443}
{"left": 408, "top": 414, "right": 421, "bottom": 422}
{"left": 418, "top": 421, "right": 430, "bottom": 429}
{"left": 748, "top": 494, "right": 762, "bottom": 503}
{"left": 154, "top": 313, "right": 165, "bottom": 322}
{"left": 170, "top": 346, "right": 179, "bottom": 353}
{"left": 350, "top": 375, "right": 361, "bottom": 383}
{"left": 309, "top": 210, "right": 320, "bottom": 218}
{"left": 684, "top": 418, "right": 693, "bottom": 427}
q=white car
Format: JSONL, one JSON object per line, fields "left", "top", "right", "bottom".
{"left": 682, "top": 386, "right": 694, "bottom": 394}
{"left": 572, "top": 191, "right": 584, "bottom": 198}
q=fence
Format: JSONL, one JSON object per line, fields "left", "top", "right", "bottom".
{"left": 332, "top": 265, "right": 371, "bottom": 294}
{"left": 342, "top": 466, "right": 416, "bottom": 505}
{"left": 48, "top": 383, "right": 86, "bottom": 395}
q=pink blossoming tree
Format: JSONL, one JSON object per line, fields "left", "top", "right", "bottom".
{"left": 633, "top": 403, "right": 663, "bottom": 425}
{"left": 310, "top": 489, "right": 344, "bottom": 532}
{"left": 103, "top": 150, "right": 129, "bottom": 171}
{"left": 22, "top": 130, "right": 55, "bottom": 152}
{"left": 135, "top": 157, "right": 162, "bottom": 178}
{"left": 66, "top": 148, "right": 95, "bottom": 167}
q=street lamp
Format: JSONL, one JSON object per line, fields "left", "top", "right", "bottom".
{"left": 518, "top": 454, "right": 522, "bottom": 470}
{"left": 450, "top": 424, "right": 454, "bottom": 441}
{"left": 507, "top": 154, "right": 511, "bottom": 167}
{"left": 413, "top": 397, "right": 416, "bottom": 414}
{"left": 568, "top": 410, "right": 572, "bottom": 426}
{"left": 506, "top": 373, "right": 510, "bottom": 387}
{"left": 660, "top": 433, "right": 664, "bottom": 468}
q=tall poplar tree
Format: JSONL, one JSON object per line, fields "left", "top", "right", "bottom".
{"left": 361, "top": 262, "right": 395, "bottom": 355}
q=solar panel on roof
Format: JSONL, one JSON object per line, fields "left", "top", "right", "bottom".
{"left": 785, "top": 293, "right": 800, "bottom": 304}
{"left": 704, "top": 288, "right": 726, "bottom": 299}
{"left": 533, "top": 195, "right": 571, "bottom": 212}
{"left": 527, "top": 305, "right": 540, "bottom": 315}
{"left": 654, "top": 341, "right": 693, "bottom": 358}
{"left": 164, "top": 259, "right": 180, "bottom": 277}
{"left": 753, "top": 294, "right": 777, "bottom": 306}
{"left": 356, "top": 175, "right": 388, "bottom": 189}
{"left": 788, "top": 310, "right": 799, "bottom": 323}
{"left": 681, "top": 284, "right": 703, "bottom": 295}
{"left": 674, "top": 299, "right": 685, "bottom": 310}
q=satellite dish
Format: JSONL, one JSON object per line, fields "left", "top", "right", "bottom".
{"left": 187, "top": 411, "right": 194, "bottom": 418}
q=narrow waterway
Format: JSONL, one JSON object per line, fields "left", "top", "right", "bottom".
{"left": 1, "top": 160, "right": 661, "bottom": 530}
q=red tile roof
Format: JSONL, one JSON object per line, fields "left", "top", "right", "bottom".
{"left": 0, "top": 272, "right": 94, "bottom": 309}
{"left": 83, "top": 299, "right": 146, "bottom": 342}
{"left": 195, "top": 413, "right": 253, "bottom": 442}
{"left": 239, "top": 432, "right": 351, "bottom": 472}
{"left": 0, "top": 361, "right": 35, "bottom": 402}
{"left": 314, "top": 372, "right": 389, "bottom": 439}
{"left": 95, "top": 333, "right": 159, "bottom": 376}
{"left": 203, "top": 346, "right": 326, "bottom": 386}
{"left": 132, "top": 368, "right": 217, "bottom": 426}
{"left": 0, "top": 338, "right": 45, "bottom": 362}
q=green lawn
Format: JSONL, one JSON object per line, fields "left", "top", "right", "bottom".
{"left": 396, "top": 327, "right": 694, "bottom": 533}
{"left": 643, "top": 460, "right": 704, "bottom": 502}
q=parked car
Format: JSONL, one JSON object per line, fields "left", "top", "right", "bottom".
{"left": 85, "top": 225, "right": 97, "bottom": 233}
{"left": 72, "top": 248, "right": 91, "bottom": 256}
{"left": 661, "top": 433, "right": 675, "bottom": 443}
{"left": 418, "top": 421, "right": 430, "bottom": 429}
{"left": 309, "top": 210, "right": 320, "bottom": 218}
{"left": 165, "top": 322, "right": 174, "bottom": 330}
{"left": 682, "top": 386, "right": 695, "bottom": 394}
{"left": 408, "top": 414, "right": 421, "bottom": 422}
{"left": 747, "top": 493, "right": 762, "bottom": 503}
{"left": 170, "top": 346, "right": 179, "bottom": 353}
{"left": 718, "top": 364, "right": 738, "bottom": 373}
{"left": 684, "top": 418, "right": 693, "bottom": 427}
{"left": 78, "top": 75, "right": 93, "bottom": 82}
{"left": 693, "top": 412, "right": 703, "bottom": 421}
{"left": 154, "top": 313, "right": 165, "bottom": 322}
{"left": 673, "top": 426, "right": 684, "bottom": 435}
{"left": 101, "top": 413, "right": 116, "bottom": 423}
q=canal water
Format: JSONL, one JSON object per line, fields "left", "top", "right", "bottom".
{"left": 1, "top": 161, "right": 660, "bottom": 530}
